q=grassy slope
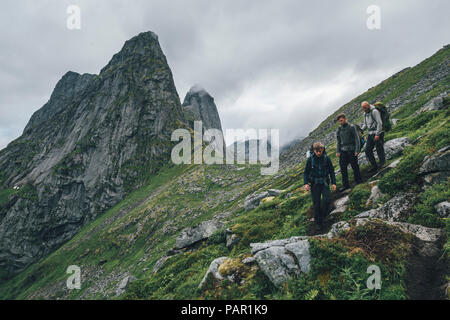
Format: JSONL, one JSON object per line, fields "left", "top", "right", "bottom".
{"left": 0, "top": 46, "right": 449, "bottom": 300}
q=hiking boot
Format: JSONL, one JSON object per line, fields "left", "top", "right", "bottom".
{"left": 379, "top": 161, "right": 386, "bottom": 168}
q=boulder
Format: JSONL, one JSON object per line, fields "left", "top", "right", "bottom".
{"left": 250, "top": 236, "right": 310, "bottom": 287}
{"left": 419, "top": 147, "right": 450, "bottom": 187}
{"left": 330, "top": 195, "right": 349, "bottom": 215}
{"left": 327, "top": 220, "right": 352, "bottom": 238}
{"left": 414, "top": 92, "right": 448, "bottom": 115}
{"left": 198, "top": 257, "right": 229, "bottom": 289}
{"left": 358, "top": 137, "right": 411, "bottom": 166}
{"left": 175, "top": 218, "right": 224, "bottom": 249}
{"left": 356, "top": 193, "right": 416, "bottom": 222}
{"left": 244, "top": 191, "right": 269, "bottom": 211}
{"left": 434, "top": 201, "right": 450, "bottom": 218}
{"left": 365, "top": 185, "right": 384, "bottom": 208}
{"left": 419, "top": 148, "right": 450, "bottom": 175}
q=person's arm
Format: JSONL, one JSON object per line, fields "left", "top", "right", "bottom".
{"left": 353, "top": 125, "right": 360, "bottom": 154}
{"left": 372, "top": 109, "right": 383, "bottom": 136}
{"left": 328, "top": 157, "right": 337, "bottom": 185}
{"left": 361, "top": 115, "right": 367, "bottom": 131}
{"left": 303, "top": 158, "right": 311, "bottom": 186}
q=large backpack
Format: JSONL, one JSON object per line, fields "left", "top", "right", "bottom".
{"left": 372, "top": 102, "right": 392, "bottom": 132}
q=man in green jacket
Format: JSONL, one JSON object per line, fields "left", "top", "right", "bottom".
{"left": 304, "top": 142, "right": 337, "bottom": 227}
{"left": 336, "top": 113, "right": 362, "bottom": 191}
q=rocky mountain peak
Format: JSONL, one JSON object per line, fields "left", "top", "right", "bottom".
{"left": 0, "top": 30, "right": 185, "bottom": 275}
{"left": 182, "top": 85, "right": 222, "bottom": 132}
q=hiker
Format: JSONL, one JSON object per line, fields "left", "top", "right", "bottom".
{"left": 303, "top": 142, "right": 336, "bottom": 227}
{"left": 361, "top": 101, "right": 386, "bottom": 173}
{"left": 336, "top": 113, "right": 363, "bottom": 191}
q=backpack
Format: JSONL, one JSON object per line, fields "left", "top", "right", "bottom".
{"left": 372, "top": 102, "right": 392, "bottom": 132}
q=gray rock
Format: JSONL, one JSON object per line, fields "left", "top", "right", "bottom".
{"left": 419, "top": 148, "right": 450, "bottom": 175}
{"left": 365, "top": 185, "right": 384, "bottom": 208}
{"left": 327, "top": 220, "right": 351, "bottom": 238}
{"left": 153, "top": 256, "right": 170, "bottom": 274}
{"left": 250, "top": 236, "right": 310, "bottom": 287}
{"left": 115, "top": 275, "right": 137, "bottom": 297}
{"left": 175, "top": 218, "right": 224, "bottom": 249}
{"left": 241, "top": 257, "right": 256, "bottom": 265}
{"left": 226, "top": 233, "right": 240, "bottom": 249}
{"left": 198, "top": 257, "right": 228, "bottom": 289}
{"left": 244, "top": 191, "right": 270, "bottom": 211}
{"left": 356, "top": 193, "right": 416, "bottom": 222}
{"left": 358, "top": 137, "right": 411, "bottom": 166}
{"left": 413, "top": 92, "right": 448, "bottom": 115}
{"left": 330, "top": 195, "right": 349, "bottom": 215}
{"left": 388, "top": 221, "right": 444, "bottom": 257}
{"left": 434, "top": 201, "right": 450, "bottom": 218}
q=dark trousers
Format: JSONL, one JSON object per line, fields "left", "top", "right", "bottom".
{"left": 311, "top": 183, "right": 331, "bottom": 225}
{"left": 365, "top": 132, "right": 385, "bottom": 168}
{"left": 339, "top": 150, "right": 362, "bottom": 187}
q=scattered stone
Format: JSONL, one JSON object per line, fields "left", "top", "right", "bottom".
{"left": 244, "top": 191, "right": 270, "bottom": 211}
{"left": 414, "top": 92, "right": 448, "bottom": 115}
{"left": 330, "top": 195, "right": 349, "bottom": 215}
{"left": 250, "top": 236, "right": 310, "bottom": 287}
{"left": 241, "top": 257, "right": 256, "bottom": 265}
{"left": 358, "top": 137, "right": 411, "bottom": 166}
{"left": 153, "top": 256, "right": 170, "bottom": 274}
{"left": 226, "top": 232, "right": 240, "bottom": 249}
{"left": 115, "top": 275, "right": 137, "bottom": 297}
{"left": 356, "top": 193, "right": 416, "bottom": 222}
{"left": 419, "top": 148, "right": 450, "bottom": 175}
{"left": 175, "top": 218, "right": 224, "bottom": 250}
{"left": 419, "top": 147, "right": 450, "bottom": 187}
{"left": 434, "top": 201, "right": 450, "bottom": 218}
{"left": 327, "top": 220, "right": 351, "bottom": 238}
{"left": 198, "top": 257, "right": 228, "bottom": 289}
{"left": 365, "top": 185, "right": 384, "bottom": 208}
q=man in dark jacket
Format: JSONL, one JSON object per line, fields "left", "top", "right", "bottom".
{"left": 304, "top": 142, "right": 337, "bottom": 227}
{"left": 361, "top": 101, "right": 386, "bottom": 173}
{"left": 336, "top": 113, "right": 363, "bottom": 191}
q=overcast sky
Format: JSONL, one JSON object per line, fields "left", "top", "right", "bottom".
{"left": 0, "top": 0, "right": 449, "bottom": 149}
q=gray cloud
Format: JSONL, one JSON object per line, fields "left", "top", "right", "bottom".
{"left": 0, "top": 0, "right": 449, "bottom": 149}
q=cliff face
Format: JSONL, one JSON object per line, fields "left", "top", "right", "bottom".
{"left": 0, "top": 31, "right": 186, "bottom": 274}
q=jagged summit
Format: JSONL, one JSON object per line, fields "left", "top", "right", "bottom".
{"left": 0, "top": 30, "right": 185, "bottom": 274}
{"left": 100, "top": 31, "right": 163, "bottom": 74}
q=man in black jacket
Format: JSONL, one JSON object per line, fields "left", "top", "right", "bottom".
{"left": 304, "top": 142, "right": 337, "bottom": 227}
{"left": 336, "top": 113, "right": 363, "bottom": 191}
